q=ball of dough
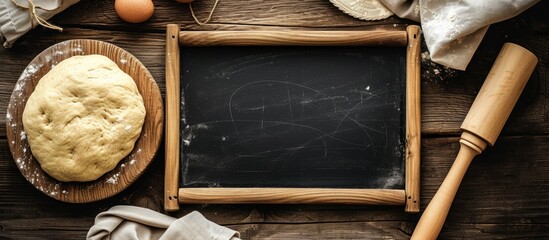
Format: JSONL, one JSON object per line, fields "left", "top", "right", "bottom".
{"left": 22, "top": 55, "right": 146, "bottom": 182}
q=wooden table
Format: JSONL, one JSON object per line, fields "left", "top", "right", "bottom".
{"left": 1, "top": 1, "right": 548, "bottom": 239}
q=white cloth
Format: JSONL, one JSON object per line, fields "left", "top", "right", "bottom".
{"left": 0, "top": 0, "right": 79, "bottom": 48}
{"left": 378, "top": 0, "right": 540, "bottom": 70}
{"left": 87, "top": 205, "right": 241, "bottom": 240}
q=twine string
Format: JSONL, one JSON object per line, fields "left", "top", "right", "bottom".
{"left": 10, "top": 0, "right": 63, "bottom": 31}
{"left": 189, "top": 0, "right": 220, "bottom": 25}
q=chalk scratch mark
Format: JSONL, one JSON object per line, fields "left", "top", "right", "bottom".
{"left": 287, "top": 88, "right": 294, "bottom": 121}
{"left": 299, "top": 96, "right": 348, "bottom": 104}
{"left": 244, "top": 145, "right": 369, "bottom": 164}
{"left": 330, "top": 87, "right": 395, "bottom": 161}
{"left": 226, "top": 80, "right": 398, "bottom": 155}
{"left": 247, "top": 120, "right": 368, "bottom": 147}
{"left": 333, "top": 88, "right": 394, "bottom": 135}
{"left": 184, "top": 80, "right": 191, "bottom": 91}
{"left": 229, "top": 80, "right": 329, "bottom": 144}
{"left": 300, "top": 91, "right": 305, "bottom": 125}
{"left": 211, "top": 52, "right": 298, "bottom": 78}
{"left": 187, "top": 120, "right": 377, "bottom": 160}
{"left": 260, "top": 98, "right": 265, "bottom": 141}
{"left": 384, "top": 121, "right": 389, "bottom": 154}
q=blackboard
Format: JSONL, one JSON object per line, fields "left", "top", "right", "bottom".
{"left": 163, "top": 26, "right": 421, "bottom": 212}
{"left": 180, "top": 46, "right": 406, "bottom": 189}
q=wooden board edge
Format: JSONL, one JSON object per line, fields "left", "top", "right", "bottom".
{"left": 178, "top": 188, "right": 405, "bottom": 205}
{"left": 405, "top": 25, "right": 422, "bottom": 213}
{"left": 173, "top": 28, "right": 414, "bottom": 209}
{"left": 165, "top": 24, "right": 181, "bottom": 212}
{"left": 178, "top": 30, "right": 407, "bottom": 46}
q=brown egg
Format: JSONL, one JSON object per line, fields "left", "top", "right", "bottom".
{"left": 114, "top": 0, "right": 155, "bottom": 23}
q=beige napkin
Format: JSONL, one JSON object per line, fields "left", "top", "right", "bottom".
{"left": 87, "top": 205, "right": 240, "bottom": 240}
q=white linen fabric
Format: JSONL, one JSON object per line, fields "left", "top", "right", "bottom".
{"left": 87, "top": 205, "right": 241, "bottom": 240}
{"left": 380, "top": 0, "right": 540, "bottom": 70}
{"left": 0, "top": 0, "right": 79, "bottom": 47}
{"left": 334, "top": 0, "right": 540, "bottom": 70}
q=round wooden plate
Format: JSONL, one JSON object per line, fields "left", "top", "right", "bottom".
{"left": 6, "top": 40, "right": 164, "bottom": 203}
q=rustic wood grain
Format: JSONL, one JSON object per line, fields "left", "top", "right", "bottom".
{"left": 5, "top": 40, "right": 163, "bottom": 203}
{"left": 405, "top": 25, "right": 421, "bottom": 213}
{"left": 413, "top": 43, "right": 540, "bottom": 240}
{"left": 171, "top": 28, "right": 414, "bottom": 208}
{"left": 421, "top": 22, "right": 549, "bottom": 136}
{"left": 2, "top": 135, "right": 548, "bottom": 239}
{"left": 229, "top": 222, "right": 411, "bottom": 239}
{"left": 0, "top": 0, "right": 547, "bottom": 239}
{"left": 50, "top": 0, "right": 406, "bottom": 31}
{"left": 460, "top": 43, "right": 539, "bottom": 146}
{"left": 179, "top": 30, "right": 407, "bottom": 46}
{"left": 421, "top": 136, "right": 549, "bottom": 226}
{"left": 179, "top": 188, "right": 406, "bottom": 205}
{"left": 1, "top": 25, "right": 547, "bottom": 138}
{"left": 165, "top": 24, "right": 182, "bottom": 211}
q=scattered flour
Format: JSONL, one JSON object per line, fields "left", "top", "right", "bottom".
{"left": 106, "top": 172, "right": 121, "bottom": 184}
{"left": 72, "top": 45, "right": 84, "bottom": 54}
{"left": 18, "top": 64, "right": 37, "bottom": 82}
{"left": 421, "top": 50, "right": 457, "bottom": 85}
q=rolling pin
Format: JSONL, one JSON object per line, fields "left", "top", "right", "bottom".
{"left": 411, "top": 43, "right": 538, "bottom": 240}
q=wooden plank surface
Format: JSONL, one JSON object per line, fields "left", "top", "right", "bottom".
{"left": 2, "top": 135, "right": 549, "bottom": 239}
{"left": 0, "top": 0, "right": 548, "bottom": 239}
{"left": 51, "top": 0, "right": 406, "bottom": 30}
{"left": 1, "top": 27, "right": 547, "bottom": 138}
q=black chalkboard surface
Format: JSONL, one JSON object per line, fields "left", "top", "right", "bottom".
{"left": 180, "top": 46, "right": 406, "bottom": 189}
{"left": 163, "top": 27, "right": 421, "bottom": 212}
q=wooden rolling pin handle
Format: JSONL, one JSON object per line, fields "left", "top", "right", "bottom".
{"left": 411, "top": 43, "right": 537, "bottom": 240}
{"left": 410, "top": 132, "right": 486, "bottom": 240}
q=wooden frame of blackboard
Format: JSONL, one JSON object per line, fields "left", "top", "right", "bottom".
{"left": 164, "top": 24, "right": 421, "bottom": 213}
